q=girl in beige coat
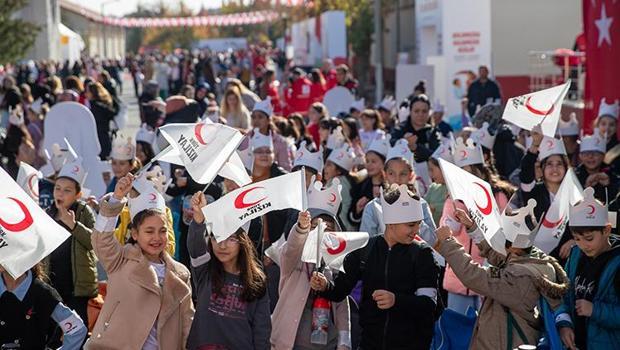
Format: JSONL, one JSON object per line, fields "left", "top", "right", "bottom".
{"left": 85, "top": 174, "right": 194, "bottom": 349}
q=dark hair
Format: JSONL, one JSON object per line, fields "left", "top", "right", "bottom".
{"left": 383, "top": 185, "right": 419, "bottom": 204}
{"left": 137, "top": 141, "right": 156, "bottom": 165}
{"left": 208, "top": 228, "right": 267, "bottom": 302}
{"left": 366, "top": 150, "right": 386, "bottom": 163}
{"left": 409, "top": 94, "right": 431, "bottom": 110}
{"left": 31, "top": 262, "right": 50, "bottom": 283}
{"left": 273, "top": 116, "right": 300, "bottom": 140}
{"left": 128, "top": 208, "right": 168, "bottom": 245}
{"left": 56, "top": 176, "right": 82, "bottom": 194}
{"left": 570, "top": 226, "right": 607, "bottom": 235}
{"left": 414, "top": 80, "right": 426, "bottom": 94}
{"left": 360, "top": 109, "right": 384, "bottom": 130}
{"left": 342, "top": 117, "right": 360, "bottom": 142}
{"left": 319, "top": 117, "right": 341, "bottom": 132}
{"left": 288, "top": 113, "right": 308, "bottom": 139}
{"left": 310, "top": 69, "right": 324, "bottom": 84}
{"left": 311, "top": 102, "right": 329, "bottom": 120}
{"left": 336, "top": 64, "right": 349, "bottom": 74}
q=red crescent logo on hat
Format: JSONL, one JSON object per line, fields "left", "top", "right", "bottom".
{"left": 194, "top": 124, "right": 207, "bottom": 145}
{"left": 460, "top": 150, "right": 467, "bottom": 159}
{"left": 64, "top": 322, "right": 73, "bottom": 332}
{"left": 542, "top": 214, "right": 564, "bottom": 228}
{"left": 27, "top": 174, "right": 39, "bottom": 198}
{"left": 0, "top": 197, "right": 34, "bottom": 232}
{"left": 149, "top": 193, "right": 157, "bottom": 201}
{"left": 546, "top": 139, "right": 554, "bottom": 150}
{"left": 329, "top": 193, "right": 337, "bottom": 203}
{"left": 587, "top": 205, "right": 596, "bottom": 215}
{"left": 325, "top": 233, "right": 347, "bottom": 255}
{"left": 72, "top": 165, "right": 80, "bottom": 174}
{"left": 525, "top": 96, "right": 555, "bottom": 116}
{"left": 473, "top": 182, "right": 493, "bottom": 215}
{"left": 336, "top": 152, "right": 344, "bottom": 160}
{"left": 297, "top": 150, "right": 304, "bottom": 159}
{"left": 234, "top": 187, "right": 266, "bottom": 209}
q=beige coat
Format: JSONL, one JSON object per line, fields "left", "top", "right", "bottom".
{"left": 436, "top": 237, "right": 569, "bottom": 350}
{"left": 271, "top": 224, "right": 350, "bottom": 350}
{"left": 85, "top": 199, "right": 194, "bottom": 350}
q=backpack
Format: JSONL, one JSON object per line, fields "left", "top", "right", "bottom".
{"left": 358, "top": 235, "right": 445, "bottom": 320}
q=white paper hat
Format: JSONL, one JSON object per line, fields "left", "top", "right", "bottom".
{"left": 367, "top": 134, "right": 391, "bottom": 158}
{"left": 327, "top": 143, "right": 355, "bottom": 172}
{"left": 293, "top": 141, "right": 324, "bottom": 173}
{"left": 307, "top": 176, "right": 342, "bottom": 218}
{"left": 133, "top": 165, "right": 169, "bottom": 195}
{"left": 569, "top": 187, "right": 608, "bottom": 227}
{"left": 252, "top": 97, "right": 273, "bottom": 117}
{"left": 29, "top": 98, "right": 44, "bottom": 115}
{"left": 136, "top": 123, "right": 157, "bottom": 145}
{"left": 397, "top": 106, "right": 409, "bottom": 123}
{"left": 47, "top": 138, "right": 78, "bottom": 173}
{"left": 470, "top": 122, "right": 496, "bottom": 150}
{"left": 431, "top": 141, "right": 454, "bottom": 163}
{"left": 453, "top": 137, "right": 484, "bottom": 167}
{"left": 326, "top": 126, "right": 346, "bottom": 150}
{"left": 381, "top": 184, "right": 423, "bottom": 224}
{"left": 250, "top": 128, "right": 274, "bottom": 151}
{"left": 432, "top": 99, "right": 444, "bottom": 113}
{"left": 128, "top": 190, "right": 166, "bottom": 220}
{"left": 386, "top": 139, "right": 414, "bottom": 165}
{"left": 350, "top": 98, "right": 365, "bottom": 112}
{"left": 237, "top": 140, "right": 254, "bottom": 171}
{"left": 501, "top": 198, "right": 539, "bottom": 249}
{"left": 538, "top": 136, "right": 567, "bottom": 161}
{"left": 558, "top": 113, "right": 580, "bottom": 136}
{"left": 378, "top": 96, "right": 396, "bottom": 112}
{"left": 597, "top": 98, "right": 619, "bottom": 119}
{"left": 579, "top": 128, "right": 607, "bottom": 154}
{"left": 58, "top": 157, "right": 88, "bottom": 186}
{"left": 110, "top": 134, "right": 136, "bottom": 160}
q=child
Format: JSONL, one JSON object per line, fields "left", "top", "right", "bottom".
{"left": 556, "top": 187, "right": 620, "bottom": 350}
{"left": 135, "top": 123, "right": 157, "bottom": 168}
{"left": 425, "top": 143, "right": 451, "bottom": 227}
{"left": 86, "top": 174, "right": 194, "bottom": 348}
{"left": 272, "top": 177, "right": 351, "bottom": 349}
{"left": 323, "top": 143, "right": 357, "bottom": 231}
{"left": 186, "top": 191, "right": 271, "bottom": 349}
{"left": 105, "top": 134, "right": 141, "bottom": 193}
{"left": 0, "top": 264, "right": 87, "bottom": 349}
{"left": 46, "top": 156, "right": 97, "bottom": 328}
{"left": 594, "top": 98, "right": 619, "bottom": 151}
{"left": 434, "top": 201, "right": 569, "bottom": 350}
{"left": 575, "top": 129, "right": 619, "bottom": 202}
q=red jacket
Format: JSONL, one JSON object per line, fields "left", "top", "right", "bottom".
{"left": 285, "top": 77, "right": 312, "bottom": 115}
{"left": 266, "top": 81, "right": 282, "bottom": 115}
{"left": 323, "top": 69, "right": 337, "bottom": 91}
{"left": 310, "top": 82, "right": 326, "bottom": 103}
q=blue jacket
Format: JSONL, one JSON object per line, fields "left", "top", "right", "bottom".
{"left": 555, "top": 244, "right": 620, "bottom": 349}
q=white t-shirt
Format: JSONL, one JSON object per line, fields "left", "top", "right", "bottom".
{"left": 142, "top": 262, "right": 166, "bottom": 350}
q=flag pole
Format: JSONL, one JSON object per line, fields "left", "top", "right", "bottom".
{"left": 539, "top": 79, "right": 572, "bottom": 128}
{"left": 136, "top": 144, "right": 173, "bottom": 177}
{"left": 301, "top": 167, "right": 308, "bottom": 211}
{"left": 316, "top": 218, "right": 323, "bottom": 273}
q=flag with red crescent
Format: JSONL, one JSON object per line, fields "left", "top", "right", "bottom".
{"left": 534, "top": 168, "right": 583, "bottom": 253}
{"left": 0, "top": 168, "right": 70, "bottom": 279}
{"left": 501, "top": 81, "right": 570, "bottom": 138}
{"left": 16, "top": 162, "right": 41, "bottom": 201}
{"left": 301, "top": 224, "right": 369, "bottom": 272}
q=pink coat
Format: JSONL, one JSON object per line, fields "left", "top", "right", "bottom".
{"left": 440, "top": 192, "right": 508, "bottom": 295}
{"left": 270, "top": 225, "right": 350, "bottom": 350}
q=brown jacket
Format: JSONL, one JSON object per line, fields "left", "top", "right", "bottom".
{"left": 85, "top": 199, "right": 194, "bottom": 350}
{"left": 436, "top": 237, "right": 569, "bottom": 350}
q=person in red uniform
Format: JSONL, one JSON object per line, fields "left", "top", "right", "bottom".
{"left": 336, "top": 64, "right": 358, "bottom": 95}
{"left": 309, "top": 68, "right": 326, "bottom": 104}
{"left": 321, "top": 58, "right": 338, "bottom": 91}
{"left": 284, "top": 68, "right": 312, "bottom": 116}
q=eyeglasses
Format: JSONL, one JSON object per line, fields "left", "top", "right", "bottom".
{"left": 210, "top": 236, "right": 240, "bottom": 246}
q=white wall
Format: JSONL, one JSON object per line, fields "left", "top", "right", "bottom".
{"left": 490, "top": 0, "right": 582, "bottom": 76}
{"left": 18, "top": 0, "right": 61, "bottom": 61}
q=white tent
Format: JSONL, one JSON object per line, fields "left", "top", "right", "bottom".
{"left": 58, "top": 23, "right": 84, "bottom": 64}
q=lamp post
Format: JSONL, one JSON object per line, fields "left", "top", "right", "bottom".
{"left": 374, "top": 0, "right": 383, "bottom": 104}
{"left": 101, "top": 0, "right": 120, "bottom": 58}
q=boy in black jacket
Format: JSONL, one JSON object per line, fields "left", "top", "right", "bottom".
{"left": 311, "top": 184, "right": 440, "bottom": 350}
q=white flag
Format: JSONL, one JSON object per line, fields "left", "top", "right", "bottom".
{"left": 534, "top": 169, "right": 583, "bottom": 253}
{"left": 439, "top": 158, "right": 506, "bottom": 255}
{"left": 502, "top": 81, "right": 570, "bottom": 138}
{"left": 301, "top": 225, "right": 369, "bottom": 272}
{"left": 0, "top": 168, "right": 70, "bottom": 278}
{"left": 159, "top": 122, "right": 243, "bottom": 184}
{"left": 203, "top": 171, "right": 305, "bottom": 242}
{"left": 16, "top": 162, "right": 42, "bottom": 201}
{"left": 414, "top": 161, "right": 431, "bottom": 197}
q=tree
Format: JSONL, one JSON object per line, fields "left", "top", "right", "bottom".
{"left": 0, "top": 0, "right": 39, "bottom": 64}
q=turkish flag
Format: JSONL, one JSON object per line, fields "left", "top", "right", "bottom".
{"left": 583, "top": 0, "right": 620, "bottom": 133}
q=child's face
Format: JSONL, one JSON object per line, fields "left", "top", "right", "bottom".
{"left": 542, "top": 155, "right": 566, "bottom": 185}
{"left": 579, "top": 151, "right": 604, "bottom": 171}
{"left": 387, "top": 220, "right": 421, "bottom": 245}
{"left": 428, "top": 161, "right": 444, "bottom": 184}
{"left": 365, "top": 152, "right": 384, "bottom": 177}
{"left": 131, "top": 214, "right": 168, "bottom": 261}
{"left": 322, "top": 161, "right": 340, "bottom": 182}
{"left": 385, "top": 159, "right": 413, "bottom": 186}
{"left": 112, "top": 159, "right": 132, "bottom": 178}
{"left": 596, "top": 117, "right": 616, "bottom": 140}
{"left": 53, "top": 178, "right": 80, "bottom": 209}
{"left": 361, "top": 115, "right": 374, "bottom": 131}
{"left": 572, "top": 227, "right": 611, "bottom": 258}
{"left": 210, "top": 235, "right": 241, "bottom": 265}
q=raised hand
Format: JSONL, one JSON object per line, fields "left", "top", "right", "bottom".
{"left": 297, "top": 211, "right": 311, "bottom": 230}
{"left": 191, "top": 191, "right": 207, "bottom": 224}
{"left": 113, "top": 174, "right": 135, "bottom": 200}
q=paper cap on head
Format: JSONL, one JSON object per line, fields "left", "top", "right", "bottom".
{"left": 501, "top": 199, "right": 539, "bottom": 249}
{"left": 136, "top": 123, "right": 157, "bottom": 145}
{"left": 597, "top": 98, "right": 619, "bottom": 120}
{"left": 252, "top": 97, "right": 273, "bottom": 117}
{"left": 110, "top": 134, "right": 136, "bottom": 161}
{"left": 537, "top": 136, "right": 567, "bottom": 161}
{"left": 326, "top": 126, "right": 346, "bottom": 150}
{"left": 250, "top": 128, "right": 273, "bottom": 151}
{"left": 558, "top": 113, "right": 580, "bottom": 136}
{"left": 386, "top": 139, "right": 414, "bottom": 165}
{"left": 453, "top": 137, "right": 484, "bottom": 167}
{"left": 431, "top": 135, "right": 454, "bottom": 163}
{"left": 57, "top": 157, "right": 87, "bottom": 186}
{"left": 327, "top": 143, "right": 355, "bottom": 172}
{"left": 47, "top": 138, "right": 78, "bottom": 173}
{"left": 293, "top": 141, "right": 324, "bottom": 173}
{"left": 579, "top": 128, "right": 606, "bottom": 154}
{"left": 367, "top": 134, "right": 391, "bottom": 158}
{"left": 307, "top": 176, "right": 343, "bottom": 221}
{"left": 350, "top": 98, "right": 365, "bottom": 112}
{"left": 569, "top": 187, "right": 608, "bottom": 227}
{"left": 470, "top": 122, "right": 496, "bottom": 150}
{"left": 378, "top": 96, "right": 396, "bottom": 112}
{"left": 128, "top": 190, "right": 166, "bottom": 221}
{"left": 381, "top": 184, "right": 423, "bottom": 224}
{"left": 133, "top": 166, "right": 169, "bottom": 195}
{"left": 397, "top": 106, "right": 409, "bottom": 123}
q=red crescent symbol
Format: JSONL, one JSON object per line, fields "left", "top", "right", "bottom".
{"left": 325, "top": 233, "right": 347, "bottom": 255}
{"left": 587, "top": 205, "right": 595, "bottom": 215}
{"left": 149, "top": 193, "right": 157, "bottom": 201}
{"left": 27, "top": 174, "right": 39, "bottom": 198}
{"left": 194, "top": 124, "right": 207, "bottom": 145}
{"left": 0, "top": 197, "right": 34, "bottom": 232}
{"left": 234, "top": 187, "right": 266, "bottom": 209}
{"left": 525, "top": 96, "right": 555, "bottom": 116}
{"left": 546, "top": 139, "right": 554, "bottom": 149}
{"left": 72, "top": 165, "right": 80, "bottom": 173}
{"left": 542, "top": 214, "right": 564, "bottom": 228}
{"left": 336, "top": 152, "right": 344, "bottom": 160}
{"left": 460, "top": 150, "right": 467, "bottom": 159}
{"left": 64, "top": 322, "right": 73, "bottom": 331}
{"left": 298, "top": 150, "right": 304, "bottom": 159}
{"left": 473, "top": 182, "right": 493, "bottom": 215}
{"left": 329, "top": 193, "right": 337, "bottom": 203}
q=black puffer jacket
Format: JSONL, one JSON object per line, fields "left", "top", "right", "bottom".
{"left": 321, "top": 235, "right": 440, "bottom": 350}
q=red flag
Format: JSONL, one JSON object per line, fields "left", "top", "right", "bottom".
{"left": 583, "top": 0, "right": 620, "bottom": 133}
